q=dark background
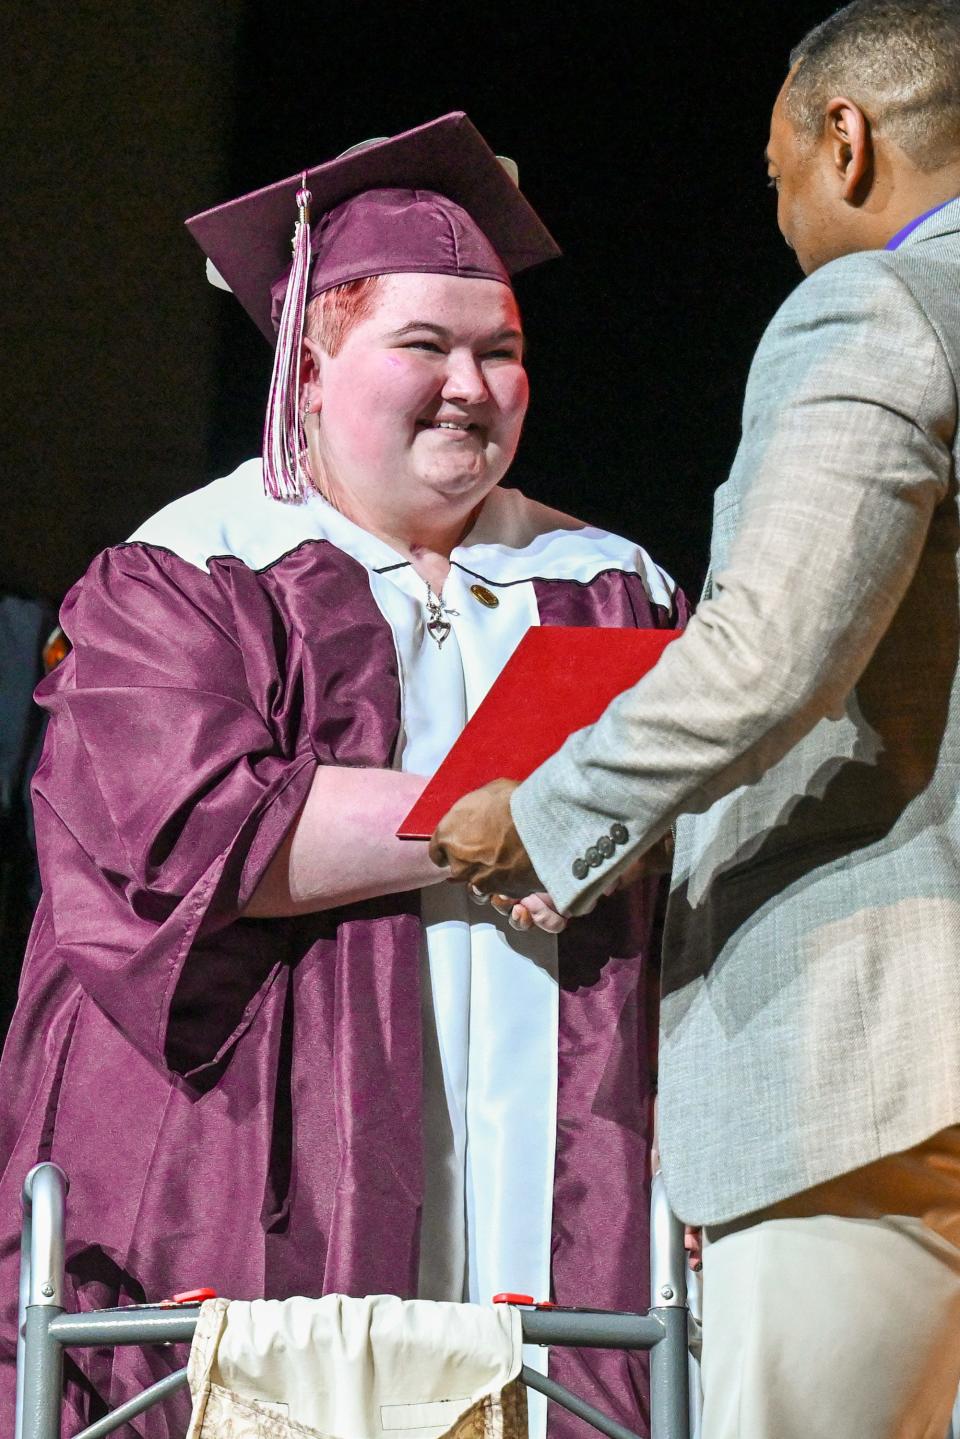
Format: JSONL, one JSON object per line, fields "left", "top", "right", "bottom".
{"left": 3, "top": 0, "right": 830, "bottom": 609}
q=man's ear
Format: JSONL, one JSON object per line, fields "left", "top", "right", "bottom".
{"left": 826, "top": 95, "right": 873, "bottom": 204}
{"left": 300, "top": 336, "right": 324, "bottom": 413}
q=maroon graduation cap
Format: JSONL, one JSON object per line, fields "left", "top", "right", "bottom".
{"left": 185, "top": 114, "right": 560, "bottom": 502}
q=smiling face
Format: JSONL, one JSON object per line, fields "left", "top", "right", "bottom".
{"left": 301, "top": 271, "right": 528, "bottom": 541}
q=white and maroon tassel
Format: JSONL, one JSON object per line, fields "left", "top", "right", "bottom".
{"left": 262, "top": 175, "right": 313, "bottom": 501}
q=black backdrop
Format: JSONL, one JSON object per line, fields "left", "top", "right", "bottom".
{"left": 4, "top": 0, "right": 832, "bottom": 608}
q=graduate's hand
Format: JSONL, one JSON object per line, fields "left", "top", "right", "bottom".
{"left": 468, "top": 887, "right": 568, "bottom": 934}
{"left": 509, "top": 891, "right": 568, "bottom": 933}
{"left": 428, "top": 778, "right": 540, "bottom": 897}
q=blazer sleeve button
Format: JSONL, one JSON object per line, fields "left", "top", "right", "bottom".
{"left": 585, "top": 846, "right": 603, "bottom": 868}
{"left": 610, "top": 822, "right": 629, "bottom": 846}
{"left": 572, "top": 857, "right": 590, "bottom": 880}
{"left": 597, "top": 835, "right": 615, "bottom": 858}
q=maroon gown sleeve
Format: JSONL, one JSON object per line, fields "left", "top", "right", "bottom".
{"left": 31, "top": 544, "right": 319, "bottom": 1079}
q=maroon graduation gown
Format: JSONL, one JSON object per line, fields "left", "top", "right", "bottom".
{"left": 0, "top": 504, "right": 687, "bottom": 1438}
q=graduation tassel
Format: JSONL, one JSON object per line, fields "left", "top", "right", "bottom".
{"left": 262, "top": 176, "right": 313, "bottom": 501}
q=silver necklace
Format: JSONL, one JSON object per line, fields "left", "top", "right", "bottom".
{"left": 425, "top": 583, "right": 459, "bottom": 648}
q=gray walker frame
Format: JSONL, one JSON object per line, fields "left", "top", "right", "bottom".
{"left": 16, "top": 1163, "right": 694, "bottom": 1439}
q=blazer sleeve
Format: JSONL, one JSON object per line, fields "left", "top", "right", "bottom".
{"left": 512, "top": 255, "right": 957, "bottom": 915}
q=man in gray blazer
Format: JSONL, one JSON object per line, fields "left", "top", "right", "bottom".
{"left": 432, "top": 2, "right": 960, "bottom": 1433}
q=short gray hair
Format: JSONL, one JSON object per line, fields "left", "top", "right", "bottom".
{"left": 786, "top": 0, "right": 960, "bottom": 170}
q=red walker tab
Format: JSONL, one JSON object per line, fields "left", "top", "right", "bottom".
{"left": 491, "top": 1293, "right": 557, "bottom": 1308}
{"left": 165, "top": 1287, "right": 218, "bottom": 1306}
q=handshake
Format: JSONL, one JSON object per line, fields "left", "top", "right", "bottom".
{"left": 428, "top": 778, "right": 673, "bottom": 933}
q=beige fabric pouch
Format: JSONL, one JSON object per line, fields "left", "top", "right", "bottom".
{"left": 186, "top": 1294, "right": 527, "bottom": 1439}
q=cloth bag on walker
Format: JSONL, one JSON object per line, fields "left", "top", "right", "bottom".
{"left": 186, "top": 1293, "right": 527, "bottom": 1439}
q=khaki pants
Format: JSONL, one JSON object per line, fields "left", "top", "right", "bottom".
{"left": 700, "top": 1127, "right": 960, "bottom": 1439}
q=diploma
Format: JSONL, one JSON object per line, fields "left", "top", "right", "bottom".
{"left": 397, "top": 625, "right": 681, "bottom": 839}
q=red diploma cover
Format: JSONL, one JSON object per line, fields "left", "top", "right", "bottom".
{"left": 397, "top": 625, "right": 682, "bottom": 839}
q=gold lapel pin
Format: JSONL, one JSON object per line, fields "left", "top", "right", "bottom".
{"left": 470, "top": 583, "right": 500, "bottom": 609}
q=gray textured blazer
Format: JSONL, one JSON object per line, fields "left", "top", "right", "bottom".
{"left": 512, "top": 200, "right": 960, "bottom": 1225}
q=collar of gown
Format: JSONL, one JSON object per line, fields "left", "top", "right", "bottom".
{"left": 127, "top": 457, "right": 677, "bottom": 611}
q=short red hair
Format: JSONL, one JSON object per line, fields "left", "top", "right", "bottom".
{"left": 305, "top": 276, "right": 383, "bottom": 356}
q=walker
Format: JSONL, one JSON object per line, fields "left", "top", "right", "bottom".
{"left": 16, "top": 1163, "right": 696, "bottom": 1439}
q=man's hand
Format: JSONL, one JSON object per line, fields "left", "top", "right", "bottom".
{"left": 429, "top": 778, "right": 540, "bottom": 896}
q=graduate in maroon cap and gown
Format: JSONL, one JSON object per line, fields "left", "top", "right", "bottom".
{"left": 0, "top": 114, "right": 687, "bottom": 1438}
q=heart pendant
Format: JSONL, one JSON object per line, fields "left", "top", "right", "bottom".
{"left": 427, "top": 616, "right": 452, "bottom": 648}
